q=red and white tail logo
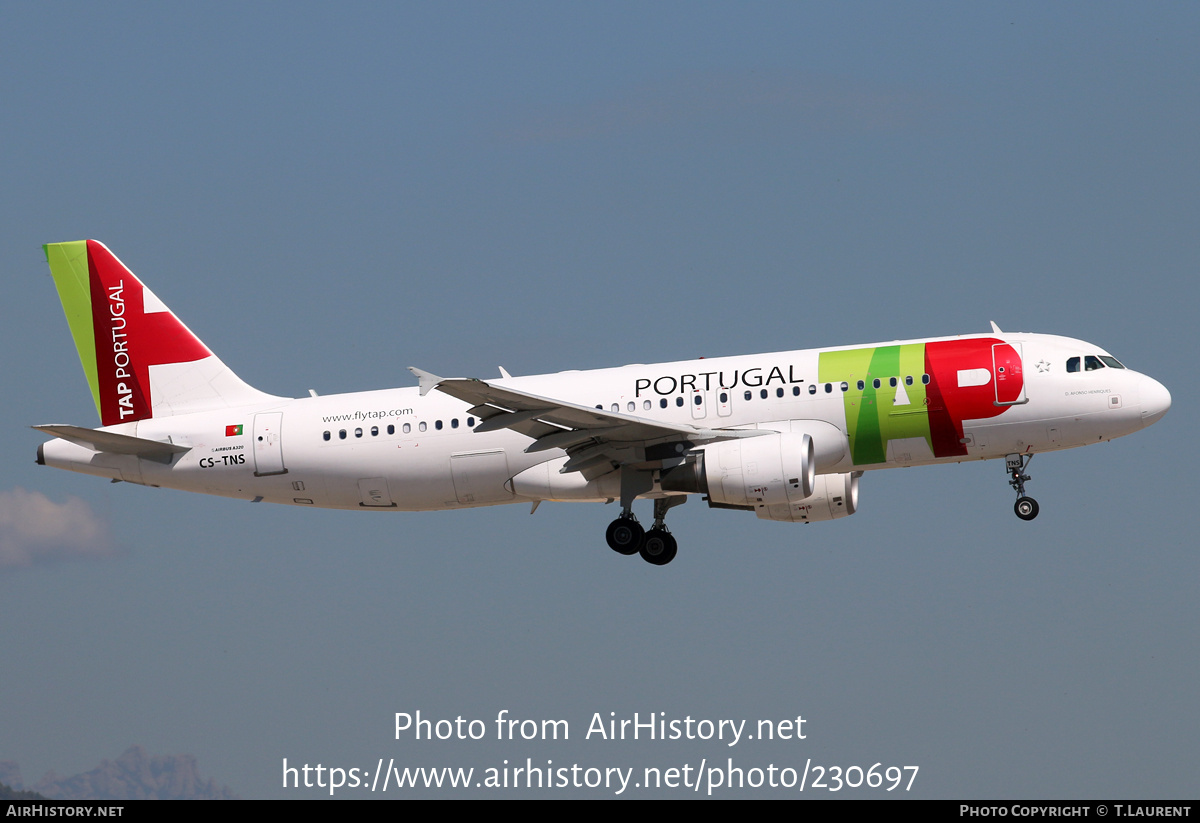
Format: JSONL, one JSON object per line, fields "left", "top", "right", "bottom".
{"left": 46, "top": 240, "right": 278, "bottom": 426}
{"left": 87, "top": 241, "right": 213, "bottom": 425}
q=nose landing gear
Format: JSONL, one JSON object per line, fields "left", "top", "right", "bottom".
{"left": 1006, "top": 453, "right": 1039, "bottom": 521}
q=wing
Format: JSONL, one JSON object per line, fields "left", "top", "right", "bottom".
{"left": 408, "top": 367, "right": 765, "bottom": 480}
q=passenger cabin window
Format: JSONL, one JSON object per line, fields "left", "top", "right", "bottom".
{"left": 873, "top": 379, "right": 881, "bottom": 389}
{"left": 840, "top": 382, "right": 848, "bottom": 392}
{"left": 403, "top": 423, "right": 411, "bottom": 434}
{"left": 419, "top": 422, "right": 427, "bottom": 432}
{"left": 339, "top": 429, "right": 347, "bottom": 439}
{"left": 354, "top": 428, "right": 363, "bottom": 438}
{"left": 323, "top": 431, "right": 331, "bottom": 441}
{"left": 660, "top": 398, "right": 668, "bottom": 409}
{"left": 371, "top": 426, "right": 379, "bottom": 436}
{"left": 760, "top": 389, "right": 768, "bottom": 399}
{"left": 388, "top": 424, "right": 395, "bottom": 434}
{"left": 921, "top": 374, "right": 930, "bottom": 385}
{"left": 792, "top": 386, "right": 800, "bottom": 396}
{"left": 808, "top": 384, "right": 817, "bottom": 395}
{"left": 675, "top": 397, "right": 684, "bottom": 407}
{"left": 744, "top": 390, "right": 752, "bottom": 401}
{"left": 905, "top": 376, "right": 913, "bottom": 386}
{"left": 857, "top": 380, "right": 865, "bottom": 390}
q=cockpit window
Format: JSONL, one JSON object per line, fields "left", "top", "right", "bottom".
{"left": 1069, "top": 354, "right": 1124, "bottom": 374}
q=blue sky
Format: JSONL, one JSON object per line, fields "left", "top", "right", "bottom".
{"left": 1, "top": 3, "right": 1195, "bottom": 798}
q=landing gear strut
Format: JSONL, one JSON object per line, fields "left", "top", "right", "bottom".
{"left": 1006, "top": 453, "right": 1039, "bottom": 521}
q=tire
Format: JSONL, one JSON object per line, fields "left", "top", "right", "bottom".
{"left": 640, "top": 529, "right": 678, "bottom": 565}
{"left": 606, "top": 517, "right": 644, "bottom": 555}
{"left": 1014, "top": 496, "right": 1040, "bottom": 521}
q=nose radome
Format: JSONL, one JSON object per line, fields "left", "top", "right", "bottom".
{"left": 1140, "top": 376, "right": 1171, "bottom": 428}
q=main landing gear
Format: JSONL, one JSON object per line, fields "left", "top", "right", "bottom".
{"left": 1006, "top": 453, "right": 1039, "bottom": 521}
{"left": 605, "top": 497, "right": 684, "bottom": 565}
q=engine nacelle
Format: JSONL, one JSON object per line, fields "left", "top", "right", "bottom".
{"left": 701, "top": 432, "right": 815, "bottom": 510}
{"left": 755, "top": 471, "right": 859, "bottom": 523}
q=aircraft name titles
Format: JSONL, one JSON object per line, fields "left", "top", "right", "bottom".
{"left": 635, "top": 364, "right": 805, "bottom": 397}
{"left": 106, "top": 280, "right": 136, "bottom": 419}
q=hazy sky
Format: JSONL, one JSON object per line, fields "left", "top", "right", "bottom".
{"left": 2, "top": 3, "right": 1195, "bottom": 798}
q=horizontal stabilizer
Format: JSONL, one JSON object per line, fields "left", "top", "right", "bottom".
{"left": 33, "top": 424, "right": 191, "bottom": 463}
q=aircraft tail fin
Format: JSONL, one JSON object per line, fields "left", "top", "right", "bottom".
{"left": 43, "top": 240, "right": 280, "bottom": 426}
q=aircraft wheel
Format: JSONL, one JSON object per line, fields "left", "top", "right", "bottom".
{"left": 640, "top": 528, "right": 678, "bottom": 566}
{"left": 1014, "top": 496, "right": 1040, "bottom": 521}
{"left": 606, "top": 517, "right": 644, "bottom": 555}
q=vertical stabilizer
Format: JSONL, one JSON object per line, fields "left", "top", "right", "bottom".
{"left": 44, "top": 240, "right": 280, "bottom": 426}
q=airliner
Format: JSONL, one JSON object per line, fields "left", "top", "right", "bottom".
{"left": 35, "top": 241, "right": 1171, "bottom": 565}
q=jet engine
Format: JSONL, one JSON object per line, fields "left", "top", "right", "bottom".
{"left": 660, "top": 431, "right": 812, "bottom": 507}
{"left": 659, "top": 432, "right": 859, "bottom": 523}
{"left": 701, "top": 431, "right": 815, "bottom": 508}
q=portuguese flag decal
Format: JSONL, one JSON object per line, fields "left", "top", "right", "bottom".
{"left": 225, "top": 424, "right": 243, "bottom": 437}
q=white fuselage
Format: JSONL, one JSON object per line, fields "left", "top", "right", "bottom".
{"left": 39, "top": 331, "right": 1169, "bottom": 513}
